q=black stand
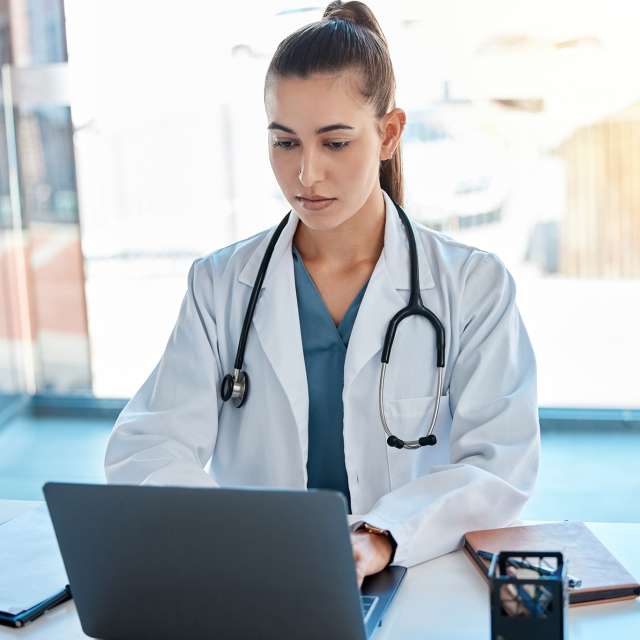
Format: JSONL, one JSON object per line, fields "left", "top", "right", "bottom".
{"left": 489, "top": 551, "right": 568, "bottom": 640}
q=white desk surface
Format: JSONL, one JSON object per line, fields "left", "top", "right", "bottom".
{"left": 1, "top": 499, "right": 638, "bottom": 639}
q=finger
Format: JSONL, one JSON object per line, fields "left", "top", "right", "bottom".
{"left": 350, "top": 535, "right": 363, "bottom": 562}
{"left": 355, "top": 565, "right": 364, "bottom": 589}
{"left": 350, "top": 532, "right": 365, "bottom": 548}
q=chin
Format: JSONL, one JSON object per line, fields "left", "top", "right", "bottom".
{"left": 296, "top": 213, "right": 335, "bottom": 231}
{"left": 295, "top": 209, "right": 350, "bottom": 232}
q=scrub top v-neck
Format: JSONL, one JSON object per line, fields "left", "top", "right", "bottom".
{"left": 292, "top": 244, "right": 370, "bottom": 514}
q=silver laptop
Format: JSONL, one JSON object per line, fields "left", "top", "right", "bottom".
{"left": 43, "top": 482, "right": 405, "bottom": 639}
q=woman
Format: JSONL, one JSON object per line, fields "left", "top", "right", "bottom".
{"left": 105, "top": 1, "right": 540, "bottom": 588}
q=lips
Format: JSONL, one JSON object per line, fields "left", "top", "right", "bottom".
{"left": 296, "top": 196, "right": 336, "bottom": 211}
{"left": 296, "top": 195, "right": 335, "bottom": 202}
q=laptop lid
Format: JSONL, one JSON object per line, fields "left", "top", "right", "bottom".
{"left": 43, "top": 482, "right": 404, "bottom": 640}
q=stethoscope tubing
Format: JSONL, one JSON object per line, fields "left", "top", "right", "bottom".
{"left": 233, "top": 212, "right": 291, "bottom": 371}
{"left": 221, "top": 198, "right": 446, "bottom": 450}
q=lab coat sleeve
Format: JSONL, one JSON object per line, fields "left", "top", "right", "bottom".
{"left": 104, "top": 257, "right": 221, "bottom": 487}
{"left": 359, "top": 252, "right": 541, "bottom": 567}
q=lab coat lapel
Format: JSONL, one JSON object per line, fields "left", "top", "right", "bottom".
{"left": 238, "top": 211, "right": 310, "bottom": 465}
{"left": 344, "top": 190, "right": 436, "bottom": 392}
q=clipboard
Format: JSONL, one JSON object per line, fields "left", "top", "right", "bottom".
{"left": 463, "top": 521, "right": 640, "bottom": 606}
{"left": 0, "top": 505, "right": 72, "bottom": 627}
{"left": 0, "top": 585, "right": 72, "bottom": 628}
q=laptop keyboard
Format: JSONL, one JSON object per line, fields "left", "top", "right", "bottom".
{"left": 360, "top": 595, "right": 379, "bottom": 623}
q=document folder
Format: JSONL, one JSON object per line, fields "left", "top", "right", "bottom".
{"left": 0, "top": 586, "right": 72, "bottom": 628}
{"left": 463, "top": 521, "right": 640, "bottom": 606}
{"left": 0, "top": 505, "right": 71, "bottom": 627}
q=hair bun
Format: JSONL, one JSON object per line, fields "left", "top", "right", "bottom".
{"left": 323, "top": 1, "right": 387, "bottom": 45}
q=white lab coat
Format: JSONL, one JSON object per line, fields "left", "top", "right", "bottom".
{"left": 104, "top": 189, "right": 540, "bottom": 568}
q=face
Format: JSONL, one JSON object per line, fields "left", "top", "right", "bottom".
{"left": 264, "top": 70, "right": 405, "bottom": 231}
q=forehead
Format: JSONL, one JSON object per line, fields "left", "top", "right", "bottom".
{"left": 265, "top": 71, "right": 374, "bottom": 130}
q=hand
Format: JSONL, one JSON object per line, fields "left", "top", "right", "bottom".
{"left": 350, "top": 531, "right": 393, "bottom": 589}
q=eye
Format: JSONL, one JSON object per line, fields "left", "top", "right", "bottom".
{"left": 272, "top": 139, "right": 298, "bottom": 150}
{"left": 326, "top": 141, "right": 350, "bottom": 151}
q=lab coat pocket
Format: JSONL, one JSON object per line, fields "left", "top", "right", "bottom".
{"left": 384, "top": 394, "right": 452, "bottom": 490}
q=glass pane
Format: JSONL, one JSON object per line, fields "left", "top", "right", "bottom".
{"left": 0, "top": 1, "right": 22, "bottom": 399}
{"left": 0, "top": 0, "right": 91, "bottom": 397}
{"left": 393, "top": 1, "right": 640, "bottom": 409}
{"left": 0, "top": 226, "right": 28, "bottom": 396}
{"left": 11, "top": 101, "right": 91, "bottom": 393}
{"left": 63, "top": 1, "right": 640, "bottom": 407}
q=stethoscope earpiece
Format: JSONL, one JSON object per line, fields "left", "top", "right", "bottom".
{"left": 387, "top": 433, "right": 437, "bottom": 450}
{"left": 387, "top": 435, "right": 405, "bottom": 449}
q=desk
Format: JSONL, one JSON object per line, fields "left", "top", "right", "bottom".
{"left": 1, "top": 499, "right": 638, "bottom": 639}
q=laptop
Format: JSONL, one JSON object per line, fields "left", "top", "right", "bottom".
{"left": 43, "top": 482, "right": 406, "bottom": 640}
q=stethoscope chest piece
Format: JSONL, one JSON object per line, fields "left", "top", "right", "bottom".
{"left": 221, "top": 369, "right": 249, "bottom": 408}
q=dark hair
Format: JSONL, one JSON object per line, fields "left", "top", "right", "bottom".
{"left": 264, "top": 1, "right": 403, "bottom": 205}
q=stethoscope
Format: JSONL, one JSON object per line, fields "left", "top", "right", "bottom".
{"left": 220, "top": 198, "right": 446, "bottom": 450}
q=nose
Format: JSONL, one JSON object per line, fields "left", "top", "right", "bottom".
{"left": 298, "top": 148, "right": 323, "bottom": 187}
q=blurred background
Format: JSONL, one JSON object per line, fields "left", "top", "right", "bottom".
{"left": 0, "top": 1, "right": 638, "bottom": 520}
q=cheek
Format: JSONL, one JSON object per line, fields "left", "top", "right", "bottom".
{"left": 268, "top": 149, "right": 290, "bottom": 183}
{"left": 340, "top": 144, "right": 380, "bottom": 182}
{"left": 267, "top": 145, "right": 278, "bottom": 170}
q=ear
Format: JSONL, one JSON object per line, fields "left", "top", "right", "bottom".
{"left": 379, "top": 108, "right": 406, "bottom": 161}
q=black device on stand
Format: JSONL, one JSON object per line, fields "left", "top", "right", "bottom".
{"left": 489, "top": 551, "right": 568, "bottom": 640}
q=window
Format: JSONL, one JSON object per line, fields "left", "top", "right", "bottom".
{"left": 4, "top": 0, "right": 635, "bottom": 409}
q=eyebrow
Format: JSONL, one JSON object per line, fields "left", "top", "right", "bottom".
{"left": 267, "top": 122, "right": 355, "bottom": 135}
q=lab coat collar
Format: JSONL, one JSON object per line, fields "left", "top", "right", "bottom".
{"left": 342, "top": 190, "right": 435, "bottom": 391}
{"left": 380, "top": 189, "right": 435, "bottom": 291}
{"left": 236, "top": 189, "right": 436, "bottom": 464}
{"left": 237, "top": 189, "right": 435, "bottom": 292}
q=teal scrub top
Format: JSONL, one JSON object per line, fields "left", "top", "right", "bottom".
{"left": 292, "top": 245, "right": 370, "bottom": 514}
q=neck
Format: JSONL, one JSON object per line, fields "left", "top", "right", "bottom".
{"left": 293, "top": 188, "right": 385, "bottom": 269}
